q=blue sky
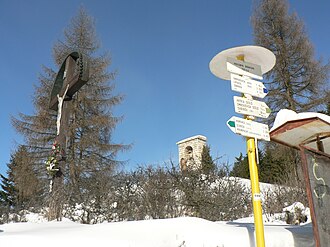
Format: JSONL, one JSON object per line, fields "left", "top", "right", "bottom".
{"left": 0, "top": 0, "right": 329, "bottom": 175}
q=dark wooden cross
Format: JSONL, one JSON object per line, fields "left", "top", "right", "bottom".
{"left": 49, "top": 51, "right": 89, "bottom": 111}
{"left": 48, "top": 52, "right": 89, "bottom": 221}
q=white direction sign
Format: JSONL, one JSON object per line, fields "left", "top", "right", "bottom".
{"left": 227, "top": 57, "right": 263, "bottom": 80}
{"left": 233, "top": 96, "right": 271, "bottom": 118}
{"left": 227, "top": 116, "right": 270, "bottom": 141}
{"left": 230, "top": 74, "right": 268, "bottom": 99}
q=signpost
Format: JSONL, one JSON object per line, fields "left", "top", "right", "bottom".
{"left": 230, "top": 73, "right": 268, "bottom": 99}
{"left": 227, "top": 116, "right": 270, "bottom": 141}
{"left": 209, "top": 45, "right": 276, "bottom": 247}
{"left": 233, "top": 96, "right": 271, "bottom": 118}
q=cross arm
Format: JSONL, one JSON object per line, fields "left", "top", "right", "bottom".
{"left": 49, "top": 52, "right": 89, "bottom": 111}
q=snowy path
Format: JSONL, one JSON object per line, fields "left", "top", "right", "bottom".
{"left": 0, "top": 217, "right": 314, "bottom": 247}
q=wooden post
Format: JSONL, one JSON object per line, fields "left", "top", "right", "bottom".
{"left": 47, "top": 52, "right": 88, "bottom": 221}
{"left": 300, "top": 146, "right": 321, "bottom": 247}
{"left": 48, "top": 57, "right": 75, "bottom": 221}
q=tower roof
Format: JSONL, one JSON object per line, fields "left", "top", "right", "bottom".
{"left": 176, "top": 135, "right": 207, "bottom": 145}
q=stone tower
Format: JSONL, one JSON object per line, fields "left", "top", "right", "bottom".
{"left": 176, "top": 135, "right": 207, "bottom": 171}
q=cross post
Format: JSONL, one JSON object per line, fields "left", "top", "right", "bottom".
{"left": 47, "top": 52, "right": 89, "bottom": 221}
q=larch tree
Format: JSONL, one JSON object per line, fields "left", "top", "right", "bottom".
{"left": 251, "top": 0, "right": 329, "bottom": 185}
{"left": 252, "top": 0, "right": 329, "bottom": 123}
{"left": 12, "top": 8, "right": 128, "bottom": 220}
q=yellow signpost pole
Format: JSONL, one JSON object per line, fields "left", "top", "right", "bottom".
{"left": 237, "top": 55, "right": 266, "bottom": 247}
{"left": 209, "top": 45, "right": 275, "bottom": 247}
{"left": 247, "top": 136, "right": 266, "bottom": 247}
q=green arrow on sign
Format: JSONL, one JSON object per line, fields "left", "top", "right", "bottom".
{"left": 227, "top": 120, "right": 235, "bottom": 128}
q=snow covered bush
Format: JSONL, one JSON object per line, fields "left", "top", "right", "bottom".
{"left": 0, "top": 162, "right": 311, "bottom": 225}
{"left": 0, "top": 209, "right": 47, "bottom": 224}
{"left": 283, "top": 202, "right": 309, "bottom": 225}
{"left": 168, "top": 166, "right": 252, "bottom": 221}
{"left": 63, "top": 202, "right": 107, "bottom": 224}
{"left": 261, "top": 181, "right": 308, "bottom": 222}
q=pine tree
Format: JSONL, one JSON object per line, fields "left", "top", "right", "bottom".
{"left": 230, "top": 153, "right": 250, "bottom": 179}
{"left": 319, "top": 101, "right": 330, "bottom": 115}
{"left": 11, "top": 7, "right": 128, "bottom": 220}
{"left": 258, "top": 148, "right": 289, "bottom": 184}
{"left": 0, "top": 174, "right": 16, "bottom": 207}
{"left": 200, "top": 145, "right": 215, "bottom": 174}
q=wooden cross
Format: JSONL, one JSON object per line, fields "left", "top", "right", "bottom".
{"left": 49, "top": 52, "right": 89, "bottom": 111}
{"left": 47, "top": 52, "right": 89, "bottom": 221}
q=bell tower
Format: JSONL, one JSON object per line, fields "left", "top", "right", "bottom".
{"left": 176, "top": 135, "right": 207, "bottom": 171}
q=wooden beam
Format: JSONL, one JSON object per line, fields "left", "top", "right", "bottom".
{"left": 49, "top": 52, "right": 89, "bottom": 110}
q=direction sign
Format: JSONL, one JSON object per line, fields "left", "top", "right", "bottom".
{"left": 227, "top": 57, "right": 263, "bottom": 80}
{"left": 233, "top": 96, "right": 271, "bottom": 118}
{"left": 230, "top": 74, "right": 268, "bottom": 99}
{"left": 227, "top": 116, "right": 270, "bottom": 141}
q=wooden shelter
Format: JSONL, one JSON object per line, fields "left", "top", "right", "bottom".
{"left": 270, "top": 111, "right": 330, "bottom": 247}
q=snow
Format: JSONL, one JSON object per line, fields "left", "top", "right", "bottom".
{"left": 24, "top": 212, "right": 48, "bottom": 223}
{"left": 0, "top": 214, "right": 314, "bottom": 247}
{"left": 283, "top": 202, "right": 308, "bottom": 216}
{"left": 0, "top": 177, "right": 314, "bottom": 246}
{"left": 0, "top": 177, "right": 315, "bottom": 246}
{"left": 270, "top": 109, "right": 330, "bottom": 131}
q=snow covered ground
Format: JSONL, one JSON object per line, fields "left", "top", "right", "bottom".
{"left": 0, "top": 177, "right": 315, "bottom": 246}
{"left": 0, "top": 214, "right": 314, "bottom": 247}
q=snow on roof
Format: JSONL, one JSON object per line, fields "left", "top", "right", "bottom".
{"left": 270, "top": 109, "right": 330, "bottom": 154}
{"left": 271, "top": 109, "right": 330, "bottom": 132}
{"left": 176, "top": 135, "right": 207, "bottom": 145}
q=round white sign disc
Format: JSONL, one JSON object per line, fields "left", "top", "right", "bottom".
{"left": 209, "top": 45, "right": 276, "bottom": 80}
